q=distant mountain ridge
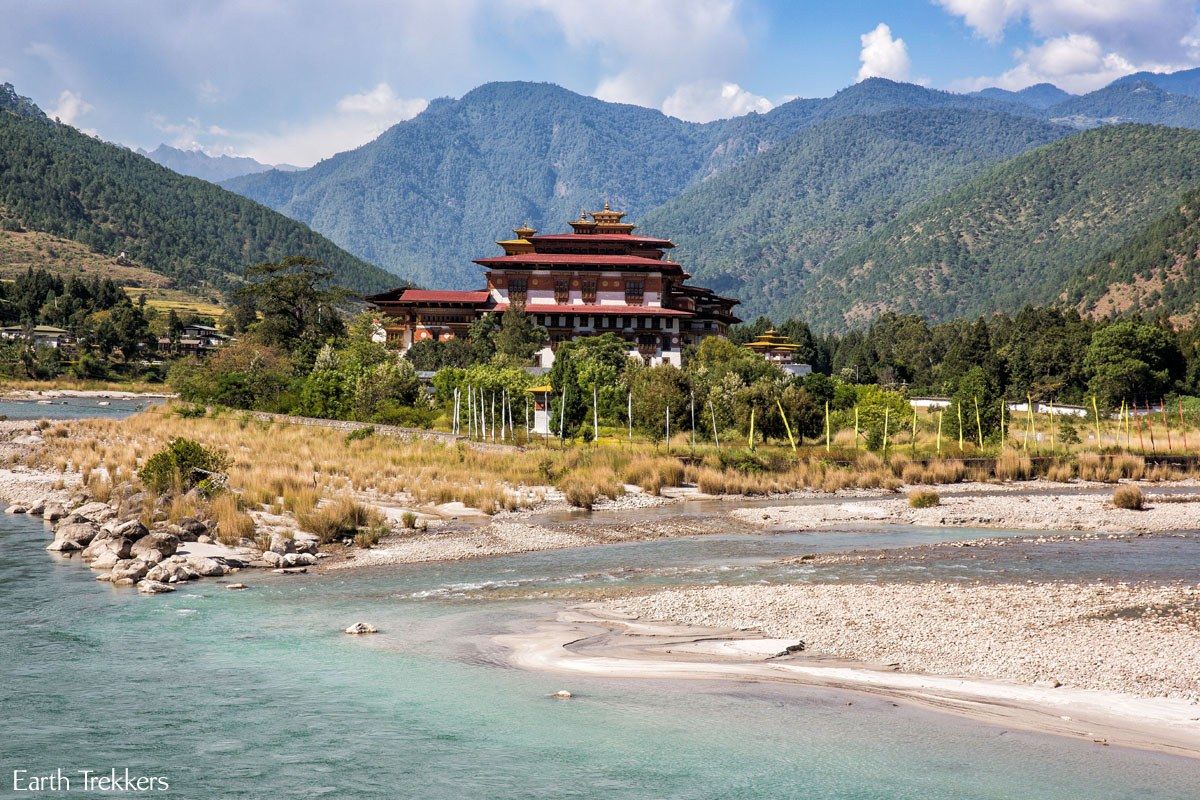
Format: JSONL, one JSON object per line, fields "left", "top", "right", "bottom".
{"left": 0, "top": 85, "right": 394, "bottom": 294}
{"left": 799, "top": 125, "right": 1200, "bottom": 330}
{"left": 973, "top": 83, "right": 1073, "bottom": 110}
{"left": 138, "top": 144, "right": 300, "bottom": 183}
{"left": 223, "top": 78, "right": 1048, "bottom": 289}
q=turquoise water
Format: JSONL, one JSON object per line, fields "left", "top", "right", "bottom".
{"left": 0, "top": 396, "right": 159, "bottom": 421}
{"left": 3, "top": 513, "right": 1199, "bottom": 799}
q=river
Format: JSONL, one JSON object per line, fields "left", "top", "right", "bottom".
{"left": 3, "top": 509, "right": 1198, "bottom": 799}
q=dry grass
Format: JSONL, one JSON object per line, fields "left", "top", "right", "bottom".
{"left": 622, "top": 456, "right": 685, "bottom": 495}
{"left": 558, "top": 466, "right": 624, "bottom": 510}
{"left": 1111, "top": 485, "right": 1145, "bottom": 510}
{"left": 994, "top": 450, "right": 1033, "bottom": 481}
{"left": 908, "top": 488, "right": 940, "bottom": 508}
{"left": 297, "top": 495, "right": 385, "bottom": 543}
{"left": 211, "top": 493, "right": 255, "bottom": 545}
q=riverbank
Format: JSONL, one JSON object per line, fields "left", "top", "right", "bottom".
{"left": 500, "top": 604, "right": 1200, "bottom": 758}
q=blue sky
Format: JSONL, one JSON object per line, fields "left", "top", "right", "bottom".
{"left": 3, "top": 1, "right": 1199, "bottom": 166}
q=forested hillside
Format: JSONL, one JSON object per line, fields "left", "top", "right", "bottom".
{"left": 0, "top": 84, "right": 394, "bottom": 294}
{"left": 641, "top": 108, "right": 1071, "bottom": 303}
{"left": 1066, "top": 188, "right": 1200, "bottom": 321}
{"left": 1047, "top": 81, "right": 1200, "bottom": 128}
{"left": 798, "top": 125, "right": 1200, "bottom": 330}
{"left": 224, "top": 79, "right": 1044, "bottom": 288}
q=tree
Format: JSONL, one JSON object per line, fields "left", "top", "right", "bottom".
{"left": 237, "top": 256, "right": 348, "bottom": 363}
{"left": 353, "top": 359, "right": 421, "bottom": 421}
{"left": 166, "top": 309, "right": 184, "bottom": 354}
{"left": 494, "top": 307, "right": 547, "bottom": 363}
{"left": 628, "top": 363, "right": 689, "bottom": 444}
{"left": 1084, "top": 320, "right": 1183, "bottom": 407}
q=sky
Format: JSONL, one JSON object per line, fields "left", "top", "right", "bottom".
{"left": 3, "top": 0, "right": 1200, "bottom": 167}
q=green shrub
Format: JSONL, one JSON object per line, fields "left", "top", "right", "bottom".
{"left": 138, "top": 438, "right": 230, "bottom": 495}
{"left": 719, "top": 448, "right": 769, "bottom": 474}
{"left": 344, "top": 426, "right": 375, "bottom": 444}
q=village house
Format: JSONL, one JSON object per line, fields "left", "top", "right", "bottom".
{"left": 0, "top": 324, "right": 72, "bottom": 349}
{"left": 367, "top": 205, "right": 741, "bottom": 367}
{"left": 157, "top": 322, "right": 229, "bottom": 357}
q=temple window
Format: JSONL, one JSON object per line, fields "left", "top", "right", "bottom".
{"left": 625, "top": 279, "right": 644, "bottom": 305}
{"left": 581, "top": 279, "right": 597, "bottom": 304}
{"left": 509, "top": 277, "right": 528, "bottom": 304}
{"left": 554, "top": 278, "right": 570, "bottom": 304}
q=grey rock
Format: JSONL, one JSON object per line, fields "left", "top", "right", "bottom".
{"left": 42, "top": 504, "right": 66, "bottom": 522}
{"left": 26, "top": 499, "right": 45, "bottom": 516}
{"left": 73, "top": 501, "right": 116, "bottom": 523}
{"left": 268, "top": 533, "right": 295, "bottom": 555}
{"left": 110, "top": 559, "right": 151, "bottom": 582}
{"left": 225, "top": 583, "right": 248, "bottom": 590}
{"left": 136, "top": 579, "right": 176, "bottom": 594}
{"left": 130, "top": 532, "right": 179, "bottom": 562}
{"left": 89, "top": 550, "right": 123, "bottom": 571}
{"left": 82, "top": 536, "right": 133, "bottom": 562}
{"left": 344, "top": 622, "right": 377, "bottom": 635}
{"left": 261, "top": 550, "right": 284, "bottom": 567}
{"left": 282, "top": 552, "right": 317, "bottom": 568}
{"left": 178, "top": 517, "right": 208, "bottom": 536}
{"left": 110, "top": 518, "right": 149, "bottom": 541}
{"left": 5, "top": 504, "right": 27, "bottom": 514}
{"left": 50, "top": 521, "right": 98, "bottom": 549}
{"left": 185, "top": 555, "right": 228, "bottom": 577}
{"left": 145, "top": 558, "right": 199, "bottom": 583}
{"left": 196, "top": 534, "right": 213, "bottom": 544}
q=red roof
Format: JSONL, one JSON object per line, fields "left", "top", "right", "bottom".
{"left": 528, "top": 233, "right": 674, "bottom": 247}
{"left": 474, "top": 253, "right": 680, "bottom": 269}
{"left": 390, "top": 289, "right": 491, "bottom": 304}
{"left": 494, "top": 303, "right": 693, "bottom": 317}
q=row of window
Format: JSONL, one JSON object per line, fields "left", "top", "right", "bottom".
{"left": 538, "top": 314, "right": 673, "bottom": 330}
{"left": 508, "top": 278, "right": 645, "bottom": 305}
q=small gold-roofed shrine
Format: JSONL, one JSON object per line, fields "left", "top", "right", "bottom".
{"left": 744, "top": 329, "right": 802, "bottom": 363}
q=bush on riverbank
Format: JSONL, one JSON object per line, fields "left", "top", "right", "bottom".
{"left": 138, "top": 438, "right": 229, "bottom": 494}
{"left": 1111, "top": 485, "right": 1145, "bottom": 510}
{"left": 908, "top": 488, "right": 941, "bottom": 508}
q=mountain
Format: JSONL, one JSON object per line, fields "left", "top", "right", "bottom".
{"left": 1111, "top": 67, "right": 1200, "bottom": 98}
{"left": 1065, "top": 187, "right": 1200, "bottom": 322}
{"left": 797, "top": 125, "right": 1200, "bottom": 330}
{"left": 138, "top": 144, "right": 299, "bottom": 183}
{"left": 1047, "top": 80, "right": 1200, "bottom": 128}
{"left": 223, "top": 79, "right": 1046, "bottom": 289}
{"left": 974, "top": 83, "right": 1072, "bottom": 110}
{"left": 639, "top": 108, "right": 1073, "bottom": 306}
{"left": 0, "top": 84, "right": 394, "bottom": 294}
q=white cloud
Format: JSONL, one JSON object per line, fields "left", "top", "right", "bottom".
{"left": 197, "top": 79, "right": 221, "bottom": 104}
{"left": 939, "top": 0, "right": 1200, "bottom": 91}
{"left": 48, "top": 89, "right": 93, "bottom": 125}
{"left": 150, "top": 83, "right": 428, "bottom": 167}
{"left": 662, "top": 80, "right": 772, "bottom": 122}
{"left": 512, "top": 0, "right": 768, "bottom": 117}
{"left": 336, "top": 82, "right": 428, "bottom": 119}
{"left": 857, "top": 23, "right": 911, "bottom": 82}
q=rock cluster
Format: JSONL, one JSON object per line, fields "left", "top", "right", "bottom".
{"left": 28, "top": 484, "right": 324, "bottom": 595}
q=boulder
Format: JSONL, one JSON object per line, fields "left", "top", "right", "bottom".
{"left": 552, "top": 690, "right": 573, "bottom": 700}
{"left": 89, "top": 551, "right": 123, "bottom": 571}
{"left": 225, "top": 583, "right": 248, "bottom": 590}
{"left": 260, "top": 550, "right": 284, "bottom": 567}
{"left": 5, "top": 504, "right": 27, "bottom": 514}
{"left": 268, "top": 533, "right": 295, "bottom": 555}
{"left": 81, "top": 536, "right": 133, "bottom": 562}
{"left": 178, "top": 517, "right": 208, "bottom": 537}
{"left": 197, "top": 535, "right": 213, "bottom": 544}
{"left": 185, "top": 555, "right": 228, "bottom": 577}
{"left": 109, "top": 559, "right": 151, "bottom": 583}
{"left": 109, "top": 518, "right": 149, "bottom": 541}
{"left": 292, "top": 537, "right": 318, "bottom": 555}
{"left": 130, "top": 532, "right": 179, "bottom": 563}
{"left": 42, "top": 504, "right": 66, "bottom": 522}
{"left": 281, "top": 552, "right": 317, "bottom": 568}
{"left": 136, "top": 579, "right": 176, "bottom": 595}
{"left": 73, "top": 501, "right": 116, "bottom": 523}
{"left": 145, "top": 558, "right": 199, "bottom": 584}
{"left": 26, "top": 499, "right": 46, "bottom": 516}
{"left": 344, "top": 622, "right": 378, "bottom": 635}
{"left": 47, "top": 522, "right": 98, "bottom": 551}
